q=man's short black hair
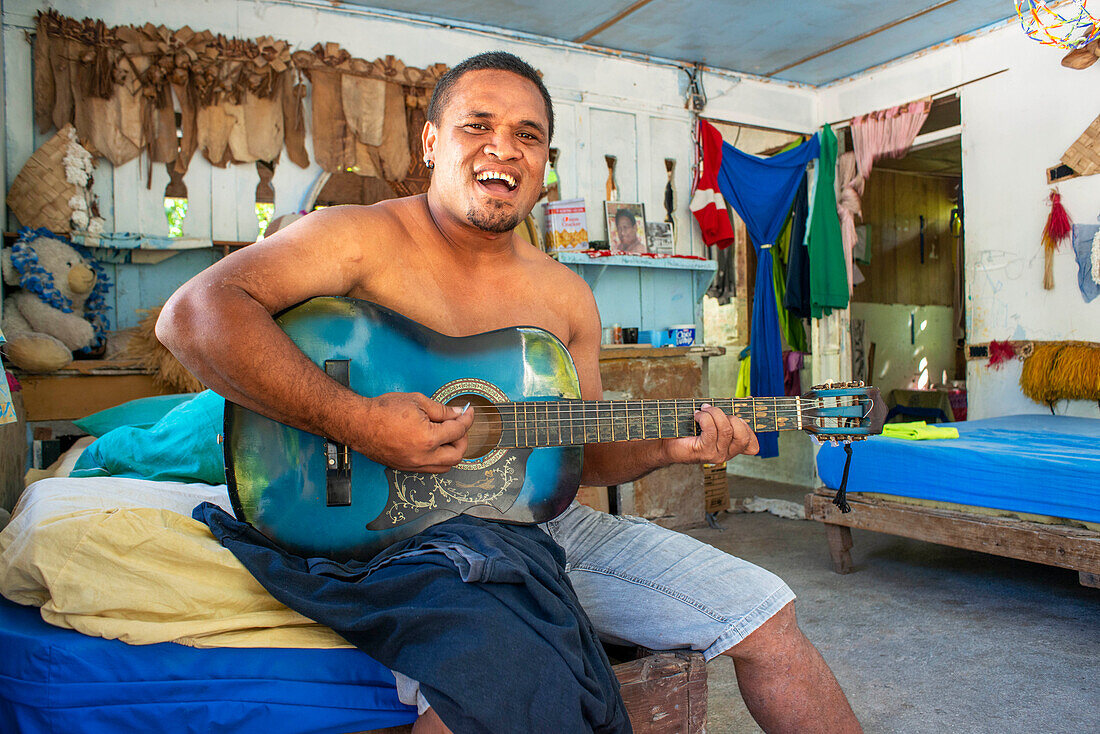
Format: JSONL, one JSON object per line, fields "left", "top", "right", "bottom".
{"left": 427, "top": 51, "right": 554, "bottom": 141}
{"left": 614, "top": 208, "right": 636, "bottom": 226}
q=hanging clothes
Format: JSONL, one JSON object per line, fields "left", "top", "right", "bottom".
{"left": 841, "top": 100, "right": 931, "bottom": 293}
{"left": 808, "top": 124, "right": 849, "bottom": 318}
{"left": 715, "top": 134, "right": 820, "bottom": 458}
{"left": 690, "top": 120, "right": 737, "bottom": 248}
{"left": 736, "top": 349, "right": 752, "bottom": 399}
{"left": 783, "top": 351, "right": 805, "bottom": 396}
{"left": 771, "top": 216, "right": 806, "bottom": 352}
{"left": 770, "top": 142, "right": 808, "bottom": 353}
{"left": 707, "top": 235, "right": 737, "bottom": 303}
{"left": 784, "top": 172, "right": 812, "bottom": 319}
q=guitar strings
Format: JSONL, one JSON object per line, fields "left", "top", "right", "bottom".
{"left": 459, "top": 397, "right": 864, "bottom": 440}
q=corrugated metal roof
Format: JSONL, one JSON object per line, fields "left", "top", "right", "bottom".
{"left": 339, "top": 0, "right": 1016, "bottom": 85}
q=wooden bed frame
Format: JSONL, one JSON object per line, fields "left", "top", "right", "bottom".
{"left": 366, "top": 650, "right": 707, "bottom": 734}
{"left": 805, "top": 489, "right": 1100, "bottom": 589}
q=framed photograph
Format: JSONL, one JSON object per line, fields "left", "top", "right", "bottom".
{"left": 604, "top": 201, "right": 648, "bottom": 253}
{"left": 645, "top": 221, "right": 675, "bottom": 255}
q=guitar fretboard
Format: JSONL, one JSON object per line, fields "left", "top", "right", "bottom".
{"left": 496, "top": 397, "right": 803, "bottom": 449}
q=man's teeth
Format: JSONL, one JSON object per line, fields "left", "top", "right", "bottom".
{"left": 476, "top": 171, "right": 516, "bottom": 189}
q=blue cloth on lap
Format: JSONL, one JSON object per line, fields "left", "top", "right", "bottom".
{"left": 196, "top": 502, "right": 632, "bottom": 734}
{"left": 72, "top": 390, "right": 226, "bottom": 485}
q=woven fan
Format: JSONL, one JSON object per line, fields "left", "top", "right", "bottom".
{"left": 1061, "top": 113, "right": 1100, "bottom": 176}
{"left": 6, "top": 125, "right": 81, "bottom": 231}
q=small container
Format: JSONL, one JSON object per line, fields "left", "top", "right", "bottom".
{"left": 601, "top": 327, "right": 614, "bottom": 344}
{"left": 622, "top": 327, "right": 638, "bottom": 344}
{"left": 667, "top": 324, "right": 696, "bottom": 346}
{"left": 543, "top": 198, "right": 589, "bottom": 253}
{"left": 612, "top": 323, "right": 623, "bottom": 344}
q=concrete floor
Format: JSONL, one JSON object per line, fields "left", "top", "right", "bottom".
{"left": 687, "top": 478, "right": 1100, "bottom": 734}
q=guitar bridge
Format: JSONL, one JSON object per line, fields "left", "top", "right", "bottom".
{"left": 324, "top": 359, "right": 352, "bottom": 507}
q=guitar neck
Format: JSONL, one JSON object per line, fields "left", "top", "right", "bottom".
{"left": 497, "top": 397, "right": 804, "bottom": 449}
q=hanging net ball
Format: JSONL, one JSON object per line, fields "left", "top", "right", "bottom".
{"left": 1017, "top": 0, "right": 1100, "bottom": 49}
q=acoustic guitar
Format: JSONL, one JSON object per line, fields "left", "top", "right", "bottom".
{"left": 225, "top": 297, "right": 886, "bottom": 560}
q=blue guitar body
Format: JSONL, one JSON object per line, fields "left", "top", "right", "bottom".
{"left": 225, "top": 297, "right": 583, "bottom": 561}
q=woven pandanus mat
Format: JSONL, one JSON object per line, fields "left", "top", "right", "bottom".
{"left": 6, "top": 125, "right": 79, "bottom": 231}
{"left": 1062, "top": 113, "right": 1100, "bottom": 176}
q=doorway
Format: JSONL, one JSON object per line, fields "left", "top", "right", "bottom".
{"left": 849, "top": 95, "right": 966, "bottom": 423}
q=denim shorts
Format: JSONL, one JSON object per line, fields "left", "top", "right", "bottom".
{"left": 396, "top": 502, "right": 794, "bottom": 712}
{"left": 541, "top": 501, "right": 795, "bottom": 661}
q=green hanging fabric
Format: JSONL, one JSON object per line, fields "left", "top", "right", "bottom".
{"left": 735, "top": 352, "right": 752, "bottom": 398}
{"left": 808, "top": 124, "right": 849, "bottom": 318}
{"left": 770, "top": 141, "right": 807, "bottom": 352}
{"left": 771, "top": 213, "right": 807, "bottom": 351}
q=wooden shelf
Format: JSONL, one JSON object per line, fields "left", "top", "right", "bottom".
{"left": 13, "top": 360, "right": 182, "bottom": 422}
{"left": 599, "top": 345, "right": 725, "bottom": 360}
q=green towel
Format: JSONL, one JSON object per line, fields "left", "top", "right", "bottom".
{"left": 882, "top": 421, "right": 959, "bottom": 440}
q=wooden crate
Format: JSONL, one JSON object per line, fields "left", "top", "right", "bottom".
{"left": 805, "top": 489, "right": 1100, "bottom": 589}
{"left": 703, "top": 462, "right": 729, "bottom": 514}
{"left": 364, "top": 650, "right": 707, "bottom": 733}
{"left": 576, "top": 484, "right": 611, "bottom": 513}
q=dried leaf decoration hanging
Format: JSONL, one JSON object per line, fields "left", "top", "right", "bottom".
{"left": 292, "top": 45, "right": 447, "bottom": 194}
{"left": 32, "top": 11, "right": 308, "bottom": 182}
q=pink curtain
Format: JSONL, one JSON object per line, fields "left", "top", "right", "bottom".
{"left": 838, "top": 99, "right": 932, "bottom": 293}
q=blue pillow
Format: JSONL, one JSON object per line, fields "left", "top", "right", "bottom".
{"left": 74, "top": 393, "right": 200, "bottom": 437}
{"left": 72, "top": 390, "right": 226, "bottom": 485}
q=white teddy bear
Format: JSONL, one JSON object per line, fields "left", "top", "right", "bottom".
{"left": 1, "top": 230, "right": 108, "bottom": 372}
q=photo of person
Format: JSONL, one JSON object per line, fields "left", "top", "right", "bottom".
{"left": 645, "top": 221, "right": 675, "bottom": 255}
{"left": 604, "top": 202, "right": 648, "bottom": 253}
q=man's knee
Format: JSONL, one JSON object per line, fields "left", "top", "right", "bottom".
{"left": 411, "top": 708, "right": 453, "bottom": 734}
{"left": 721, "top": 601, "right": 805, "bottom": 662}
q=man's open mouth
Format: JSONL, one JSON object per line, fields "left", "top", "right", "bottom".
{"left": 475, "top": 170, "right": 518, "bottom": 194}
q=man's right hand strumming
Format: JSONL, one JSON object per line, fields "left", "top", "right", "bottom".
{"left": 355, "top": 393, "right": 475, "bottom": 473}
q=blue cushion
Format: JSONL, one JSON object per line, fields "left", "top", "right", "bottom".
{"left": 0, "top": 595, "right": 416, "bottom": 734}
{"left": 73, "top": 393, "right": 200, "bottom": 437}
{"left": 72, "top": 390, "right": 226, "bottom": 485}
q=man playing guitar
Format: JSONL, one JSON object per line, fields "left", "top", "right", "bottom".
{"left": 158, "top": 51, "right": 861, "bottom": 734}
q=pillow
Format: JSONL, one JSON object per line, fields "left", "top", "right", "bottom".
{"left": 72, "top": 390, "right": 226, "bottom": 485}
{"left": 74, "top": 392, "right": 200, "bottom": 437}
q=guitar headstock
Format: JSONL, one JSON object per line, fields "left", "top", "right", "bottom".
{"left": 800, "top": 381, "right": 887, "bottom": 443}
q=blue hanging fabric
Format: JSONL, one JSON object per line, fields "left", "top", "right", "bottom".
{"left": 715, "top": 136, "right": 820, "bottom": 457}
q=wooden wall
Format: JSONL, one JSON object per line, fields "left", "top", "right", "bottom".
{"left": 852, "top": 170, "right": 959, "bottom": 306}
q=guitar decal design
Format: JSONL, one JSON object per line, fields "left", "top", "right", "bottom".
{"left": 371, "top": 452, "right": 529, "bottom": 530}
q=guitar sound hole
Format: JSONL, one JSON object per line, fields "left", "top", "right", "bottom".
{"left": 446, "top": 394, "right": 503, "bottom": 460}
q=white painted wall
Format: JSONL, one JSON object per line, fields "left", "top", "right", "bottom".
{"left": 820, "top": 23, "right": 1100, "bottom": 420}
{"left": 2, "top": 0, "right": 816, "bottom": 260}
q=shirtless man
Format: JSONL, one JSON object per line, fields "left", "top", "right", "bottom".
{"left": 158, "top": 51, "right": 861, "bottom": 734}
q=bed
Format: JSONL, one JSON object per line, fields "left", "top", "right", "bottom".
{"left": 808, "top": 414, "right": 1100, "bottom": 587}
{"left": 0, "top": 394, "right": 707, "bottom": 733}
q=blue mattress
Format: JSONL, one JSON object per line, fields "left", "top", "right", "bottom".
{"left": 817, "top": 414, "right": 1100, "bottom": 524}
{"left": 0, "top": 595, "right": 416, "bottom": 734}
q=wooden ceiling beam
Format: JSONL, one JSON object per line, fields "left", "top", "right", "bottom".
{"left": 767, "top": 0, "right": 964, "bottom": 77}
{"left": 574, "top": 0, "right": 659, "bottom": 44}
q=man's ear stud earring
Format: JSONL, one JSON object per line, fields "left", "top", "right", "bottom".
{"left": 424, "top": 159, "right": 435, "bottom": 169}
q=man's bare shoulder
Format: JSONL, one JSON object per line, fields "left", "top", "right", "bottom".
{"left": 518, "top": 243, "right": 593, "bottom": 298}
{"left": 314, "top": 196, "right": 425, "bottom": 234}
{"left": 514, "top": 243, "right": 599, "bottom": 344}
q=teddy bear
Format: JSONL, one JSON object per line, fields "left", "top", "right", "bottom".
{"left": 1, "top": 229, "right": 108, "bottom": 372}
